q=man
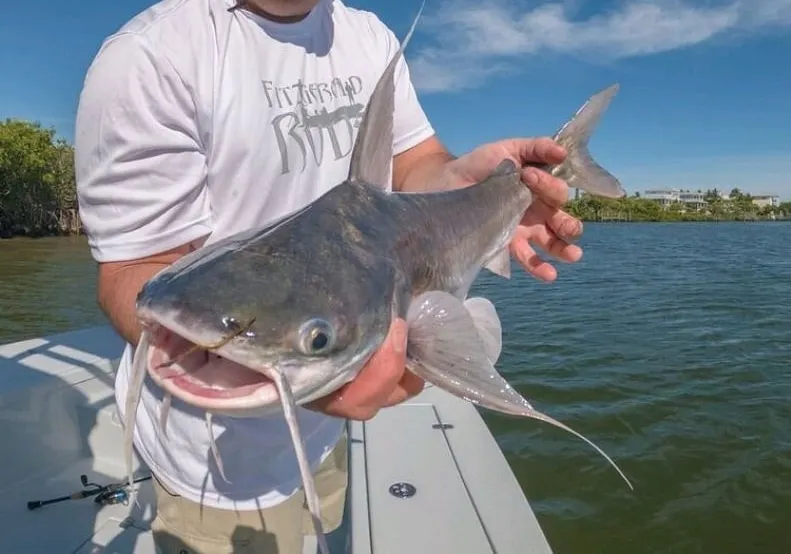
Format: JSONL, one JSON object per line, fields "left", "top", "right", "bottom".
{"left": 75, "top": 0, "right": 584, "bottom": 552}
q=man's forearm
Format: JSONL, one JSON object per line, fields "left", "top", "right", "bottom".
{"left": 98, "top": 265, "right": 161, "bottom": 346}
{"left": 393, "top": 136, "right": 457, "bottom": 193}
{"left": 397, "top": 151, "right": 457, "bottom": 193}
{"left": 96, "top": 241, "right": 201, "bottom": 346}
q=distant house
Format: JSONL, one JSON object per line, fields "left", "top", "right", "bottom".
{"left": 643, "top": 189, "right": 679, "bottom": 207}
{"left": 643, "top": 188, "right": 706, "bottom": 210}
{"left": 678, "top": 191, "right": 706, "bottom": 210}
{"left": 751, "top": 195, "right": 780, "bottom": 208}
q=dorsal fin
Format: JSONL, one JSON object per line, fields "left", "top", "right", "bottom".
{"left": 346, "top": 0, "right": 426, "bottom": 187}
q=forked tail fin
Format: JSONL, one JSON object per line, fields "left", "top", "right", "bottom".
{"left": 549, "top": 84, "right": 626, "bottom": 199}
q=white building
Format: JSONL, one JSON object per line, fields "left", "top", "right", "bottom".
{"left": 751, "top": 195, "right": 780, "bottom": 208}
{"left": 678, "top": 191, "right": 706, "bottom": 210}
{"left": 643, "top": 188, "right": 707, "bottom": 210}
{"left": 643, "top": 189, "right": 679, "bottom": 207}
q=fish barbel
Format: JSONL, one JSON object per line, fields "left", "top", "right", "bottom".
{"left": 123, "top": 2, "right": 630, "bottom": 552}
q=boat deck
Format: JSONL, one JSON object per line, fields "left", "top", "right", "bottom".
{"left": 0, "top": 325, "right": 553, "bottom": 553}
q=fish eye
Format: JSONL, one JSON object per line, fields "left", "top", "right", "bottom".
{"left": 297, "top": 318, "right": 336, "bottom": 356}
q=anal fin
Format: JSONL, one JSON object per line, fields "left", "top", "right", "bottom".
{"left": 483, "top": 248, "right": 511, "bottom": 279}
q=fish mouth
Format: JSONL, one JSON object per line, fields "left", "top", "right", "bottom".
{"left": 141, "top": 316, "right": 284, "bottom": 414}
{"left": 137, "top": 306, "right": 369, "bottom": 415}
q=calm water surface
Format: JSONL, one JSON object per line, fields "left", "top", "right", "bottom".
{"left": 0, "top": 236, "right": 101, "bottom": 342}
{"left": 2, "top": 223, "right": 790, "bottom": 554}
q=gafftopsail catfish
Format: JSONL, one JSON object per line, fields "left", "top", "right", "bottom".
{"left": 123, "top": 3, "right": 630, "bottom": 552}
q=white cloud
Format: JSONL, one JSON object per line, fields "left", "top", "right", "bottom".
{"left": 409, "top": 0, "right": 791, "bottom": 92}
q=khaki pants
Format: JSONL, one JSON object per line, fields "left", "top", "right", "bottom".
{"left": 151, "top": 435, "right": 348, "bottom": 554}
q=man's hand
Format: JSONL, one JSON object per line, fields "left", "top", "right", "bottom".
{"left": 307, "top": 318, "right": 423, "bottom": 421}
{"left": 443, "top": 136, "right": 584, "bottom": 283}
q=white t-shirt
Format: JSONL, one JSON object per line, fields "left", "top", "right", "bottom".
{"left": 75, "top": 0, "right": 434, "bottom": 511}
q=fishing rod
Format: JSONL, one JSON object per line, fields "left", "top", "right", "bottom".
{"left": 26, "top": 473, "right": 152, "bottom": 511}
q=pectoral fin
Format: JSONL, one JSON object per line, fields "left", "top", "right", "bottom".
{"left": 406, "top": 291, "right": 532, "bottom": 408}
{"left": 406, "top": 290, "right": 633, "bottom": 490}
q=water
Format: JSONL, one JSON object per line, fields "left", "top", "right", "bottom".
{"left": 0, "top": 236, "right": 102, "bottom": 342}
{"left": 1, "top": 223, "right": 790, "bottom": 553}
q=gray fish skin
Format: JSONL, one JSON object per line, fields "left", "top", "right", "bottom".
{"left": 129, "top": 2, "right": 633, "bottom": 527}
{"left": 136, "top": 160, "right": 533, "bottom": 393}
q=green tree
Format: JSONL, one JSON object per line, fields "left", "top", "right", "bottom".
{"left": 0, "top": 119, "right": 79, "bottom": 237}
{"left": 777, "top": 202, "right": 791, "bottom": 218}
{"left": 703, "top": 188, "right": 721, "bottom": 203}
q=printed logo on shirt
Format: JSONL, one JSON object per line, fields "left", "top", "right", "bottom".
{"left": 262, "top": 76, "right": 367, "bottom": 175}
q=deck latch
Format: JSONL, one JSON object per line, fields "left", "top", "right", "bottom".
{"left": 389, "top": 482, "right": 417, "bottom": 498}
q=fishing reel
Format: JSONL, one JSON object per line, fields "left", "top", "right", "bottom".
{"left": 94, "top": 487, "right": 131, "bottom": 507}
{"left": 82, "top": 475, "right": 132, "bottom": 507}
{"left": 26, "top": 473, "right": 151, "bottom": 511}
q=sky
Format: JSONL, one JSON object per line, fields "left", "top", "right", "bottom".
{"left": 1, "top": 0, "right": 790, "bottom": 198}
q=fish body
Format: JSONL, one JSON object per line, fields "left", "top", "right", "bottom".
{"left": 136, "top": 158, "right": 533, "bottom": 411}
{"left": 124, "top": 3, "right": 630, "bottom": 552}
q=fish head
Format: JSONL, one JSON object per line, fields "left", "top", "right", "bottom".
{"left": 136, "top": 231, "right": 397, "bottom": 417}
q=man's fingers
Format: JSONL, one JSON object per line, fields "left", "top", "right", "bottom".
{"left": 506, "top": 136, "right": 570, "bottom": 209}
{"left": 382, "top": 371, "right": 425, "bottom": 408}
{"left": 521, "top": 199, "right": 584, "bottom": 243}
{"left": 515, "top": 224, "right": 582, "bottom": 264}
{"left": 547, "top": 210, "right": 584, "bottom": 242}
{"left": 508, "top": 136, "right": 567, "bottom": 165}
{"left": 522, "top": 167, "right": 569, "bottom": 209}
{"left": 509, "top": 238, "right": 557, "bottom": 282}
